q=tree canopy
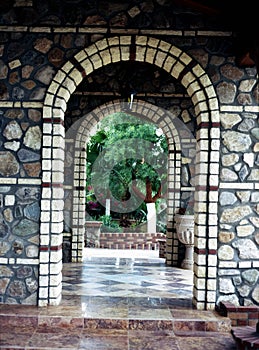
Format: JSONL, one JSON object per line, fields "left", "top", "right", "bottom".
{"left": 86, "top": 112, "right": 168, "bottom": 222}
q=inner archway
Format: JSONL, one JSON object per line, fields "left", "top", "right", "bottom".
{"left": 39, "top": 35, "right": 220, "bottom": 310}
{"left": 64, "top": 99, "right": 194, "bottom": 262}
{"left": 83, "top": 111, "right": 169, "bottom": 243}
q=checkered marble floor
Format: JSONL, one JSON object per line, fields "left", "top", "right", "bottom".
{"left": 0, "top": 248, "right": 236, "bottom": 349}
{"left": 62, "top": 249, "right": 194, "bottom": 300}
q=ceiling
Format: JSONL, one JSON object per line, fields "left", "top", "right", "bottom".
{"left": 0, "top": 0, "right": 258, "bottom": 71}
{"left": 171, "top": 0, "right": 259, "bottom": 70}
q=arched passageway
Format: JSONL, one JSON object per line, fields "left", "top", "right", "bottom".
{"left": 64, "top": 99, "right": 195, "bottom": 261}
{"left": 39, "top": 35, "right": 220, "bottom": 310}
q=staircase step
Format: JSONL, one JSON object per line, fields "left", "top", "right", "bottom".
{"left": 231, "top": 326, "right": 259, "bottom": 350}
{"left": 0, "top": 304, "right": 232, "bottom": 332}
{"left": 0, "top": 304, "right": 235, "bottom": 349}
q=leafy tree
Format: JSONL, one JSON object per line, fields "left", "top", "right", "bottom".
{"left": 86, "top": 112, "right": 168, "bottom": 227}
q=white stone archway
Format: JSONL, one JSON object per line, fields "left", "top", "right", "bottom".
{"left": 39, "top": 35, "right": 220, "bottom": 310}
{"left": 65, "top": 100, "right": 184, "bottom": 263}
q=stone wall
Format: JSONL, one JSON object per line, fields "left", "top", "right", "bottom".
{"left": 99, "top": 232, "right": 163, "bottom": 250}
{"left": 0, "top": 0, "right": 258, "bottom": 308}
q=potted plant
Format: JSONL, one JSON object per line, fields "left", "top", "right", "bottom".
{"left": 100, "top": 215, "right": 123, "bottom": 233}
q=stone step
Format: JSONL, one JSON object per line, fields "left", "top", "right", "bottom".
{"left": 0, "top": 304, "right": 232, "bottom": 333}
{"left": 231, "top": 326, "right": 259, "bottom": 350}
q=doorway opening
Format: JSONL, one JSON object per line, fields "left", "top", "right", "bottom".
{"left": 40, "top": 36, "right": 220, "bottom": 309}
{"left": 63, "top": 99, "right": 195, "bottom": 264}
{"left": 82, "top": 111, "right": 168, "bottom": 261}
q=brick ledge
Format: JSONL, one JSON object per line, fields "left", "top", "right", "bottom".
{"left": 216, "top": 301, "right": 259, "bottom": 327}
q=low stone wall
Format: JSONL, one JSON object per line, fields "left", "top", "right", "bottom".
{"left": 99, "top": 232, "right": 165, "bottom": 250}
{"left": 217, "top": 301, "right": 259, "bottom": 327}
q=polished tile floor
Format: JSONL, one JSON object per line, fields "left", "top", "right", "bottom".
{"left": 0, "top": 248, "right": 237, "bottom": 349}
{"left": 63, "top": 248, "right": 193, "bottom": 300}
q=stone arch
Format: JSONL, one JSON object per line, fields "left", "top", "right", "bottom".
{"left": 39, "top": 35, "right": 220, "bottom": 310}
{"left": 66, "top": 99, "right": 184, "bottom": 262}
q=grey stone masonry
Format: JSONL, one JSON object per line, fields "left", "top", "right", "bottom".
{"left": 0, "top": 0, "right": 258, "bottom": 310}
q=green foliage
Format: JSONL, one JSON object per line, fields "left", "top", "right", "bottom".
{"left": 99, "top": 214, "right": 111, "bottom": 226}
{"left": 87, "top": 130, "right": 107, "bottom": 167}
{"left": 99, "top": 215, "right": 123, "bottom": 233}
{"left": 86, "top": 112, "right": 168, "bottom": 224}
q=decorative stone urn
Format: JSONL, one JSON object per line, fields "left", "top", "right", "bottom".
{"left": 85, "top": 220, "right": 102, "bottom": 247}
{"left": 174, "top": 213, "right": 194, "bottom": 270}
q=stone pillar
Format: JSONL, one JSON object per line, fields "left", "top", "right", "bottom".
{"left": 146, "top": 202, "right": 156, "bottom": 233}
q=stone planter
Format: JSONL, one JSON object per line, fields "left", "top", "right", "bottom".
{"left": 85, "top": 221, "right": 102, "bottom": 247}
{"left": 175, "top": 214, "right": 194, "bottom": 270}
